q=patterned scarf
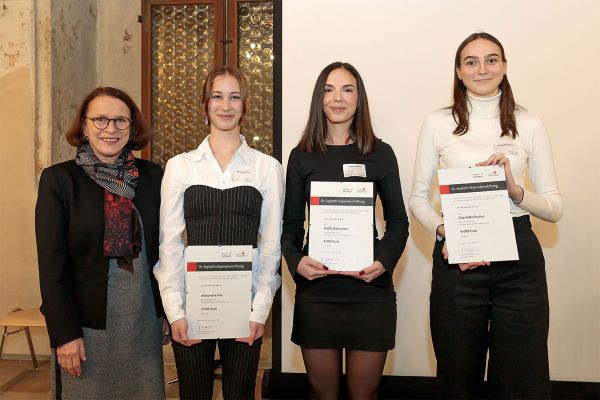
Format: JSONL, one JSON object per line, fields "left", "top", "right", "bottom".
{"left": 76, "top": 144, "right": 141, "bottom": 272}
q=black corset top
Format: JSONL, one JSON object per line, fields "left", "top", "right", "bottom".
{"left": 183, "top": 185, "right": 263, "bottom": 247}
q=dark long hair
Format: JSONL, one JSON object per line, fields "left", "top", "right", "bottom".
{"left": 452, "top": 32, "right": 518, "bottom": 138}
{"left": 65, "top": 86, "right": 151, "bottom": 149}
{"left": 298, "top": 62, "right": 377, "bottom": 154}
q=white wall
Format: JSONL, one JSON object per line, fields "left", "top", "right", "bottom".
{"left": 281, "top": 0, "right": 600, "bottom": 381}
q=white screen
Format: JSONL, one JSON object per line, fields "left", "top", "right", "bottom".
{"left": 280, "top": 0, "right": 600, "bottom": 381}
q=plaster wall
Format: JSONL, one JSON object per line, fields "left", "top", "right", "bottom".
{"left": 0, "top": 0, "right": 49, "bottom": 358}
{"left": 96, "top": 0, "right": 142, "bottom": 104}
{"left": 50, "top": 0, "right": 97, "bottom": 164}
{"left": 0, "top": 0, "right": 140, "bottom": 358}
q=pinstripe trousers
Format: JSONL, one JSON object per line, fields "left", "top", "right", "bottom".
{"left": 172, "top": 338, "right": 262, "bottom": 399}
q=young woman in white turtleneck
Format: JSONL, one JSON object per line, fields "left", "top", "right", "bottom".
{"left": 409, "top": 32, "right": 562, "bottom": 399}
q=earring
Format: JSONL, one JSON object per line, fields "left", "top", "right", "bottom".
{"left": 204, "top": 116, "right": 209, "bottom": 126}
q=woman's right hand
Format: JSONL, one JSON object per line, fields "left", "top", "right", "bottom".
{"left": 296, "top": 256, "right": 337, "bottom": 280}
{"left": 170, "top": 318, "right": 202, "bottom": 347}
{"left": 57, "top": 337, "right": 86, "bottom": 377}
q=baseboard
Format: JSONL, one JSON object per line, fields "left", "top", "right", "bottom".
{"left": 265, "top": 372, "right": 599, "bottom": 399}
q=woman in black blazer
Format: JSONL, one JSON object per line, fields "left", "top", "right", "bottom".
{"left": 35, "top": 87, "right": 165, "bottom": 399}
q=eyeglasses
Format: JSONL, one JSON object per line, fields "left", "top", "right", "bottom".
{"left": 84, "top": 116, "right": 131, "bottom": 130}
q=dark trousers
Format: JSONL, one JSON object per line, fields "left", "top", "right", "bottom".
{"left": 430, "top": 216, "right": 550, "bottom": 399}
{"left": 172, "top": 338, "right": 262, "bottom": 399}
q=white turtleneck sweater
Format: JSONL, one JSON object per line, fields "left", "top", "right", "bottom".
{"left": 409, "top": 92, "right": 563, "bottom": 237}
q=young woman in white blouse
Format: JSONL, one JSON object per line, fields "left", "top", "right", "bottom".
{"left": 154, "top": 65, "right": 284, "bottom": 399}
{"left": 409, "top": 32, "right": 562, "bottom": 399}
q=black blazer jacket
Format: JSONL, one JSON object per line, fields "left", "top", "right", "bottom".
{"left": 35, "top": 158, "right": 164, "bottom": 348}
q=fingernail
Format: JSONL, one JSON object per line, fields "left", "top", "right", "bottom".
{"left": 359, "top": 270, "right": 364, "bottom": 276}
{"left": 322, "top": 265, "right": 329, "bottom": 271}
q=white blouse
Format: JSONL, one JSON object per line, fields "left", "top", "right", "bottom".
{"left": 154, "top": 135, "right": 284, "bottom": 325}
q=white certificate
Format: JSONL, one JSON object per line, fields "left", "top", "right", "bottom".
{"left": 308, "top": 181, "right": 374, "bottom": 271}
{"left": 438, "top": 166, "right": 519, "bottom": 264}
{"left": 185, "top": 245, "right": 252, "bottom": 339}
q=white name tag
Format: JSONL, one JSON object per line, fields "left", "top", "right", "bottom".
{"left": 343, "top": 164, "right": 366, "bottom": 178}
{"left": 494, "top": 143, "right": 518, "bottom": 156}
{"left": 232, "top": 168, "right": 254, "bottom": 182}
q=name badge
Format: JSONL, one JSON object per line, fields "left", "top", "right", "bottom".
{"left": 343, "top": 164, "right": 366, "bottom": 178}
{"left": 232, "top": 168, "right": 254, "bottom": 182}
{"left": 493, "top": 143, "right": 518, "bottom": 156}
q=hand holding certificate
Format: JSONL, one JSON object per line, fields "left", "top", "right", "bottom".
{"left": 308, "top": 181, "right": 374, "bottom": 271}
{"left": 185, "top": 245, "right": 252, "bottom": 340}
{"left": 438, "top": 166, "right": 518, "bottom": 264}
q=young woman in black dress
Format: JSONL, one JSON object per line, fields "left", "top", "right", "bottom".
{"left": 282, "top": 62, "right": 409, "bottom": 399}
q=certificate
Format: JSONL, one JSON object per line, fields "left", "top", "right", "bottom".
{"left": 438, "top": 166, "right": 519, "bottom": 264}
{"left": 185, "top": 245, "right": 252, "bottom": 339}
{"left": 308, "top": 181, "right": 374, "bottom": 271}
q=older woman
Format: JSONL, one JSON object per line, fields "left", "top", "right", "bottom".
{"left": 35, "top": 87, "right": 165, "bottom": 399}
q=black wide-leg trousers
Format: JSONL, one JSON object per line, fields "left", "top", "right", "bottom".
{"left": 430, "top": 215, "right": 550, "bottom": 399}
{"left": 172, "top": 338, "right": 262, "bottom": 399}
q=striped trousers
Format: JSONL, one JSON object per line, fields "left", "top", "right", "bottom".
{"left": 172, "top": 338, "right": 262, "bottom": 399}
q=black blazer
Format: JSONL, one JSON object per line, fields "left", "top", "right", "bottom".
{"left": 35, "top": 158, "right": 164, "bottom": 348}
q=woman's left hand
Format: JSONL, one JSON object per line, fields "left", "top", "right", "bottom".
{"left": 236, "top": 321, "right": 264, "bottom": 346}
{"left": 442, "top": 241, "right": 490, "bottom": 271}
{"left": 477, "top": 154, "right": 524, "bottom": 203}
{"left": 340, "top": 261, "right": 386, "bottom": 283}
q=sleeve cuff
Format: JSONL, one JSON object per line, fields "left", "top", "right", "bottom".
{"left": 249, "top": 291, "right": 273, "bottom": 324}
{"left": 284, "top": 252, "right": 303, "bottom": 277}
{"left": 163, "top": 291, "right": 185, "bottom": 324}
{"left": 375, "top": 254, "right": 395, "bottom": 275}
